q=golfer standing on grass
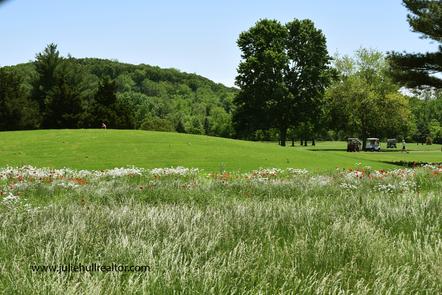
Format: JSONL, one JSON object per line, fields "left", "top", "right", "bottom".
{"left": 402, "top": 139, "right": 407, "bottom": 153}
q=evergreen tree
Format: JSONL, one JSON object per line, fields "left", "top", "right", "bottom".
{"left": 175, "top": 119, "right": 186, "bottom": 133}
{"left": 0, "top": 68, "right": 40, "bottom": 130}
{"left": 389, "top": 0, "right": 442, "bottom": 88}
{"left": 44, "top": 59, "right": 89, "bottom": 128}
{"left": 32, "top": 43, "right": 62, "bottom": 122}
{"left": 89, "top": 77, "right": 134, "bottom": 129}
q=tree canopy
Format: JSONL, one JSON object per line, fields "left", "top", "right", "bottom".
{"left": 233, "top": 18, "right": 330, "bottom": 146}
{"left": 0, "top": 44, "right": 237, "bottom": 137}
{"left": 326, "top": 49, "right": 414, "bottom": 148}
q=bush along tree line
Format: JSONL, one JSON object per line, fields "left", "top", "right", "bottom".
{"left": 0, "top": 44, "right": 236, "bottom": 137}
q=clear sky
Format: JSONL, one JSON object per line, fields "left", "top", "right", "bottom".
{"left": 0, "top": 0, "right": 438, "bottom": 86}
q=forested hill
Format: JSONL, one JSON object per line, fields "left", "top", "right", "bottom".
{"left": 0, "top": 48, "right": 237, "bottom": 137}
{"left": 76, "top": 58, "right": 237, "bottom": 137}
{"left": 76, "top": 58, "right": 234, "bottom": 93}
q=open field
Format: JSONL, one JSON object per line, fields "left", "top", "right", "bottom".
{"left": 0, "top": 130, "right": 441, "bottom": 171}
{"left": 0, "top": 165, "right": 441, "bottom": 294}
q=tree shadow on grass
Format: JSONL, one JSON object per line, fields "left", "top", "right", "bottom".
{"left": 307, "top": 149, "right": 345, "bottom": 152}
{"left": 307, "top": 149, "right": 403, "bottom": 153}
{"left": 383, "top": 161, "right": 442, "bottom": 168}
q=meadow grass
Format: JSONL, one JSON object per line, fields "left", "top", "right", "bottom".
{"left": 0, "top": 166, "right": 441, "bottom": 294}
{"left": 1, "top": 129, "right": 441, "bottom": 172}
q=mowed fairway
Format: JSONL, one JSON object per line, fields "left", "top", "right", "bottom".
{"left": 0, "top": 129, "right": 441, "bottom": 171}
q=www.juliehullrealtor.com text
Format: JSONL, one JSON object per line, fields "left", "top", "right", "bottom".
{"left": 30, "top": 263, "right": 150, "bottom": 273}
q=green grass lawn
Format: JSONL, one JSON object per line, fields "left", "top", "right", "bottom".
{"left": 0, "top": 129, "right": 441, "bottom": 171}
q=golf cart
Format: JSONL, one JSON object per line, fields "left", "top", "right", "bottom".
{"left": 387, "top": 138, "right": 397, "bottom": 148}
{"left": 347, "top": 138, "right": 362, "bottom": 152}
{"left": 366, "top": 138, "right": 381, "bottom": 151}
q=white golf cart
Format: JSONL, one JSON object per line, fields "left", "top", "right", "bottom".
{"left": 366, "top": 138, "right": 381, "bottom": 152}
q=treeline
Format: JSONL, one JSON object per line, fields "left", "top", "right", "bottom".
{"left": 0, "top": 44, "right": 236, "bottom": 137}
{"left": 2, "top": 43, "right": 442, "bottom": 145}
{"left": 233, "top": 47, "right": 442, "bottom": 145}
{"left": 231, "top": 0, "right": 442, "bottom": 146}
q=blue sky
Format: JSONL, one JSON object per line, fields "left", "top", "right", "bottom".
{"left": 0, "top": 0, "right": 438, "bottom": 86}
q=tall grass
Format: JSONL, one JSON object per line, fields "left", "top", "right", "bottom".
{"left": 0, "top": 166, "right": 441, "bottom": 294}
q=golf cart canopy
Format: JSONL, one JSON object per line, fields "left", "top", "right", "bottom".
{"left": 347, "top": 138, "right": 362, "bottom": 143}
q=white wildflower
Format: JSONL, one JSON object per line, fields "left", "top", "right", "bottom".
{"left": 150, "top": 167, "right": 199, "bottom": 177}
{"left": 2, "top": 192, "right": 19, "bottom": 204}
{"left": 286, "top": 168, "right": 309, "bottom": 175}
{"left": 309, "top": 175, "right": 332, "bottom": 187}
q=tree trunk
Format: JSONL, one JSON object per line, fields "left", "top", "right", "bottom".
{"left": 362, "top": 130, "right": 367, "bottom": 151}
{"left": 291, "top": 138, "right": 295, "bottom": 147}
{"left": 312, "top": 138, "right": 316, "bottom": 146}
{"left": 300, "top": 139, "right": 304, "bottom": 146}
{"left": 279, "top": 128, "right": 287, "bottom": 146}
{"left": 303, "top": 140, "right": 307, "bottom": 146}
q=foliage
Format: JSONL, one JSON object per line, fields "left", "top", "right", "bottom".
{"left": 326, "top": 49, "right": 414, "bottom": 147}
{"left": 233, "top": 18, "right": 331, "bottom": 145}
{"left": 0, "top": 44, "right": 237, "bottom": 137}
{"left": 0, "top": 68, "right": 40, "bottom": 130}
{"left": 31, "top": 43, "right": 63, "bottom": 117}
{"left": 1, "top": 40, "right": 441, "bottom": 144}
{"left": 388, "top": 0, "right": 442, "bottom": 88}
{"left": 77, "top": 58, "right": 236, "bottom": 136}
{"left": 140, "top": 116, "right": 174, "bottom": 132}
{"left": 43, "top": 58, "right": 94, "bottom": 128}
{"left": 409, "top": 90, "right": 442, "bottom": 143}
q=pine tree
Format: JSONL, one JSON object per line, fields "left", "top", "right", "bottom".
{"left": 32, "top": 43, "right": 62, "bottom": 117}
{"left": 389, "top": 0, "right": 442, "bottom": 88}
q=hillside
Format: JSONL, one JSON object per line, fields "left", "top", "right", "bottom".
{"left": 1, "top": 129, "right": 441, "bottom": 171}
{"left": 1, "top": 53, "right": 237, "bottom": 136}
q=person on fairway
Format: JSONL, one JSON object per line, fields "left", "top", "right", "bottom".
{"left": 402, "top": 139, "right": 407, "bottom": 153}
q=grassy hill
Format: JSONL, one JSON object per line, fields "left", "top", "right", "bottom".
{"left": 1, "top": 130, "right": 441, "bottom": 171}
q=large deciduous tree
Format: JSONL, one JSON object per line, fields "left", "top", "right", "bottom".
{"left": 233, "top": 18, "right": 330, "bottom": 146}
{"left": 389, "top": 0, "right": 442, "bottom": 88}
{"left": 285, "top": 19, "right": 331, "bottom": 144}
{"left": 233, "top": 19, "right": 289, "bottom": 144}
